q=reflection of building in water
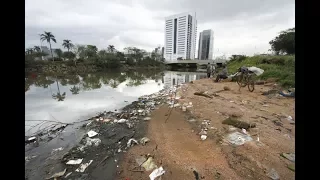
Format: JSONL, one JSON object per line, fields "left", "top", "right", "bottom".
{"left": 163, "top": 71, "right": 204, "bottom": 88}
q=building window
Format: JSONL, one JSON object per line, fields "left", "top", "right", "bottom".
{"left": 174, "top": 18, "right": 177, "bottom": 54}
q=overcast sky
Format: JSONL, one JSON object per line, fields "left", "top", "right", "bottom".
{"left": 25, "top": 0, "right": 295, "bottom": 57}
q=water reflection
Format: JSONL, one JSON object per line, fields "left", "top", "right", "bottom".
{"left": 25, "top": 70, "right": 206, "bottom": 129}
{"left": 163, "top": 71, "right": 207, "bottom": 88}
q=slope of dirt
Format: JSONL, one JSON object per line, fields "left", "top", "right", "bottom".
{"left": 118, "top": 79, "right": 295, "bottom": 180}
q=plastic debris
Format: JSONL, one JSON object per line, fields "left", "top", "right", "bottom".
{"left": 142, "top": 157, "right": 158, "bottom": 171}
{"left": 226, "top": 132, "right": 253, "bottom": 146}
{"left": 144, "top": 117, "right": 152, "bottom": 121}
{"left": 182, "top": 106, "right": 187, "bottom": 111}
{"left": 149, "top": 166, "right": 165, "bottom": 180}
{"left": 199, "top": 129, "right": 207, "bottom": 135}
{"left": 200, "top": 135, "right": 207, "bottom": 140}
{"left": 75, "top": 160, "right": 93, "bottom": 172}
{"left": 241, "top": 128, "right": 248, "bottom": 135}
{"left": 25, "top": 155, "right": 37, "bottom": 162}
{"left": 87, "top": 130, "right": 98, "bottom": 138}
{"left": 117, "top": 119, "right": 127, "bottom": 124}
{"left": 135, "top": 156, "right": 147, "bottom": 166}
{"left": 66, "top": 159, "right": 83, "bottom": 165}
{"left": 140, "top": 137, "right": 150, "bottom": 145}
{"left": 248, "top": 66, "right": 264, "bottom": 76}
{"left": 64, "top": 172, "right": 72, "bottom": 178}
{"left": 45, "top": 168, "right": 66, "bottom": 179}
{"left": 287, "top": 164, "right": 295, "bottom": 172}
{"left": 126, "top": 122, "right": 134, "bottom": 128}
{"left": 28, "top": 137, "right": 36, "bottom": 141}
{"left": 266, "top": 168, "right": 280, "bottom": 180}
{"left": 103, "top": 119, "right": 111, "bottom": 123}
{"left": 78, "top": 137, "right": 101, "bottom": 151}
{"left": 86, "top": 121, "right": 93, "bottom": 126}
{"left": 281, "top": 153, "right": 295, "bottom": 162}
{"left": 51, "top": 147, "right": 64, "bottom": 154}
{"left": 127, "top": 138, "right": 139, "bottom": 148}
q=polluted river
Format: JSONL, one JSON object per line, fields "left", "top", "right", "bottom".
{"left": 25, "top": 70, "right": 207, "bottom": 180}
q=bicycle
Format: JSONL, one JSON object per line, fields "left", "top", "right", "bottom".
{"left": 235, "top": 70, "right": 255, "bottom": 92}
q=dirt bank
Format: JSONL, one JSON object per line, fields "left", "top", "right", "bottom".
{"left": 119, "top": 78, "right": 295, "bottom": 180}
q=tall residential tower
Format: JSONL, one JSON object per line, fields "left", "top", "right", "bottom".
{"left": 164, "top": 12, "right": 197, "bottom": 61}
{"left": 198, "top": 29, "right": 214, "bottom": 60}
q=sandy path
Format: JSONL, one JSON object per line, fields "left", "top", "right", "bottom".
{"left": 118, "top": 78, "right": 295, "bottom": 180}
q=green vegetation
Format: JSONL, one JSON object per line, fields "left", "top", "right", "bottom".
{"left": 269, "top": 28, "right": 295, "bottom": 55}
{"left": 227, "top": 55, "right": 295, "bottom": 87}
{"left": 227, "top": 27, "right": 295, "bottom": 88}
{"left": 26, "top": 31, "right": 165, "bottom": 70}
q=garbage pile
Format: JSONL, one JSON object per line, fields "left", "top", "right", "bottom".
{"left": 50, "top": 85, "right": 183, "bottom": 180}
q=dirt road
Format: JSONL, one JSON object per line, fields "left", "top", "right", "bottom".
{"left": 118, "top": 79, "right": 295, "bottom": 180}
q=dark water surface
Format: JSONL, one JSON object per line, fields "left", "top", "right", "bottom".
{"left": 25, "top": 70, "right": 206, "bottom": 179}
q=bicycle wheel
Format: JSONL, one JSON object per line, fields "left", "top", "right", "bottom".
{"left": 247, "top": 76, "right": 255, "bottom": 92}
{"left": 237, "top": 74, "right": 247, "bottom": 87}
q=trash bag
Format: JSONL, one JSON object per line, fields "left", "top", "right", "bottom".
{"left": 247, "top": 66, "right": 264, "bottom": 76}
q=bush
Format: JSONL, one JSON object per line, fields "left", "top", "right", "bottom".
{"left": 227, "top": 55, "right": 295, "bottom": 87}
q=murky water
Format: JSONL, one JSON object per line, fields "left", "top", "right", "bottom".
{"left": 25, "top": 70, "right": 206, "bottom": 134}
{"left": 25, "top": 70, "right": 206, "bottom": 179}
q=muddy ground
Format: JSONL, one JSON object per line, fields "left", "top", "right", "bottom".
{"left": 119, "top": 79, "right": 295, "bottom": 180}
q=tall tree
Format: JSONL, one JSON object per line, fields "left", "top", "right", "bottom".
{"left": 86, "top": 45, "right": 98, "bottom": 58}
{"left": 54, "top": 49, "right": 63, "bottom": 59}
{"left": 62, "top": 39, "right": 74, "bottom": 52}
{"left": 33, "top": 46, "right": 41, "bottom": 52}
{"left": 269, "top": 27, "right": 295, "bottom": 55}
{"left": 40, "top": 31, "right": 57, "bottom": 61}
{"left": 107, "top": 45, "right": 115, "bottom": 53}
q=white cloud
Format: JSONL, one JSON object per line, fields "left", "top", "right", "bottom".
{"left": 25, "top": 0, "right": 295, "bottom": 55}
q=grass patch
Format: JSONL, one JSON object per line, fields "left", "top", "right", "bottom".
{"left": 227, "top": 55, "right": 295, "bottom": 87}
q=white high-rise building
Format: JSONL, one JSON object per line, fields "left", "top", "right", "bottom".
{"left": 198, "top": 29, "right": 214, "bottom": 60}
{"left": 164, "top": 12, "right": 197, "bottom": 61}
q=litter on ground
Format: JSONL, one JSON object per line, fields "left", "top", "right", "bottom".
{"left": 141, "top": 157, "right": 158, "bottom": 171}
{"left": 127, "top": 138, "right": 139, "bottom": 148}
{"left": 66, "top": 158, "right": 83, "bottom": 165}
{"left": 87, "top": 130, "right": 98, "bottom": 138}
{"left": 225, "top": 132, "right": 253, "bottom": 146}
{"left": 75, "top": 160, "right": 93, "bottom": 172}
{"left": 149, "top": 166, "right": 165, "bottom": 180}
{"left": 45, "top": 168, "right": 66, "bottom": 180}
{"left": 140, "top": 137, "right": 150, "bottom": 145}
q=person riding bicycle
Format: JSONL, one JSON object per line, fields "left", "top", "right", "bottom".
{"left": 215, "top": 65, "right": 228, "bottom": 82}
{"left": 238, "top": 66, "right": 249, "bottom": 74}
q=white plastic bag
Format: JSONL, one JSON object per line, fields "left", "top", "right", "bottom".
{"left": 248, "top": 66, "right": 264, "bottom": 76}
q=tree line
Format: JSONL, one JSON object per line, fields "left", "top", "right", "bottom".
{"left": 25, "top": 31, "right": 164, "bottom": 68}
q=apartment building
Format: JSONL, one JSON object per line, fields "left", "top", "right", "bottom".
{"left": 198, "top": 29, "right": 214, "bottom": 60}
{"left": 164, "top": 12, "right": 197, "bottom": 61}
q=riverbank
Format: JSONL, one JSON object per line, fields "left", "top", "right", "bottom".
{"left": 25, "top": 61, "right": 167, "bottom": 73}
{"left": 25, "top": 84, "right": 177, "bottom": 180}
{"left": 119, "top": 78, "right": 295, "bottom": 179}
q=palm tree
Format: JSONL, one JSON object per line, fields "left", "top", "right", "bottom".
{"left": 40, "top": 31, "right": 57, "bottom": 61}
{"left": 108, "top": 45, "right": 115, "bottom": 53}
{"left": 62, "top": 40, "right": 74, "bottom": 52}
{"left": 52, "top": 79, "right": 66, "bottom": 101}
{"left": 70, "top": 85, "right": 80, "bottom": 95}
{"left": 33, "top": 46, "right": 41, "bottom": 52}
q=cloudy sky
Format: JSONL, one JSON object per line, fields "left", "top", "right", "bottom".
{"left": 25, "top": 0, "right": 295, "bottom": 57}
